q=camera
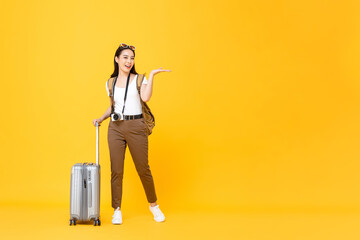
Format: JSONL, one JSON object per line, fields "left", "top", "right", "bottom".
{"left": 111, "top": 112, "right": 124, "bottom": 121}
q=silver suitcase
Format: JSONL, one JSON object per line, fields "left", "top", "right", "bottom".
{"left": 69, "top": 122, "right": 101, "bottom": 226}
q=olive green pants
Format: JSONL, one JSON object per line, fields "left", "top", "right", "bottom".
{"left": 107, "top": 117, "right": 157, "bottom": 209}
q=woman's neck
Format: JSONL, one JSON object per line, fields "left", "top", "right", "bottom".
{"left": 117, "top": 70, "right": 130, "bottom": 79}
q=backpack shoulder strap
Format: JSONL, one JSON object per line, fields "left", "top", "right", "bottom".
{"left": 107, "top": 77, "right": 117, "bottom": 114}
{"left": 136, "top": 73, "right": 145, "bottom": 94}
{"left": 136, "top": 73, "right": 154, "bottom": 121}
{"left": 107, "top": 77, "right": 116, "bottom": 97}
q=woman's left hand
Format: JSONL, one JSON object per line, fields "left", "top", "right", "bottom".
{"left": 150, "top": 67, "right": 171, "bottom": 76}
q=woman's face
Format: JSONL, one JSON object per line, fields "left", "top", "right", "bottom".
{"left": 115, "top": 49, "right": 135, "bottom": 73}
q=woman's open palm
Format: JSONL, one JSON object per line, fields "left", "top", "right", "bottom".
{"left": 150, "top": 67, "right": 171, "bottom": 76}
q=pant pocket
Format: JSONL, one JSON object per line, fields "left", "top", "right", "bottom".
{"left": 139, "top": 118, "right": 148, "bottom": 136}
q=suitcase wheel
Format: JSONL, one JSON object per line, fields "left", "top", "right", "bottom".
{"left": 69, "top": 218, "right": 77, "bottom": 226}
{"left": 94, "top": 218, "right": 101, "bottom": 226}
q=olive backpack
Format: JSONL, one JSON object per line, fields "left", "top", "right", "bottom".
{"left": 106, "top": 73, "right": 155, "bottom": 135}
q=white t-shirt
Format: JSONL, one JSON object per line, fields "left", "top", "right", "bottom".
{"left": 106, "top": 74, "right": 148, "bottom": 118}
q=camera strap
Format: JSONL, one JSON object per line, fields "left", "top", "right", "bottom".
{"left": 112, "top": 73, "right": 131, "bottom": 115}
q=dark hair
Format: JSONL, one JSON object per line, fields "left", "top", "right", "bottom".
{"left": 110, "top": 45, "right": 138, "bottom": 77}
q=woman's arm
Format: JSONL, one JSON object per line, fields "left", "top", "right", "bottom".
{"left": 140, "top": 73, "right": 154, "bottom": 102}
{"left": 92, "top": 100, "right": 112, "bottom": 126}
{"left": 140, "top": 67, "right": 172, "bottom": 102}
{"left": 100, "top": 105, "right": 111, "bottom": 122}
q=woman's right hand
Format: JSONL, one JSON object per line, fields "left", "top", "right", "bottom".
{"left": 92, "top": 118, "right": 102, "bottom": 127}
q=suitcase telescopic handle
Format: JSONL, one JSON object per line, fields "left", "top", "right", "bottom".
{"left": 96, "top": 121, "right": 99, "bottom": 166}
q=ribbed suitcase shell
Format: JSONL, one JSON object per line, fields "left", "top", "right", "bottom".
{"left": 70, "top": 163, "right": 100, "bottom": 222}
{"left": 69, "top": 122, "right": 101, "bottom": 225}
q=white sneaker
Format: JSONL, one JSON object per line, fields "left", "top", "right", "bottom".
{"left": 149, "top": 204, "right": 165, "bottom": 222}
{"left": 112, "top": 207, "right": 122, "bottom": 224}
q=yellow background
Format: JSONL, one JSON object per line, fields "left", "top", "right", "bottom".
{"left": 1, "top": 0, "right": 360, "bottom": 239}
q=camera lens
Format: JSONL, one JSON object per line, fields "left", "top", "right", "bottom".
{"left": 113, "top": 113, "right": 119, "bottom": 120}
